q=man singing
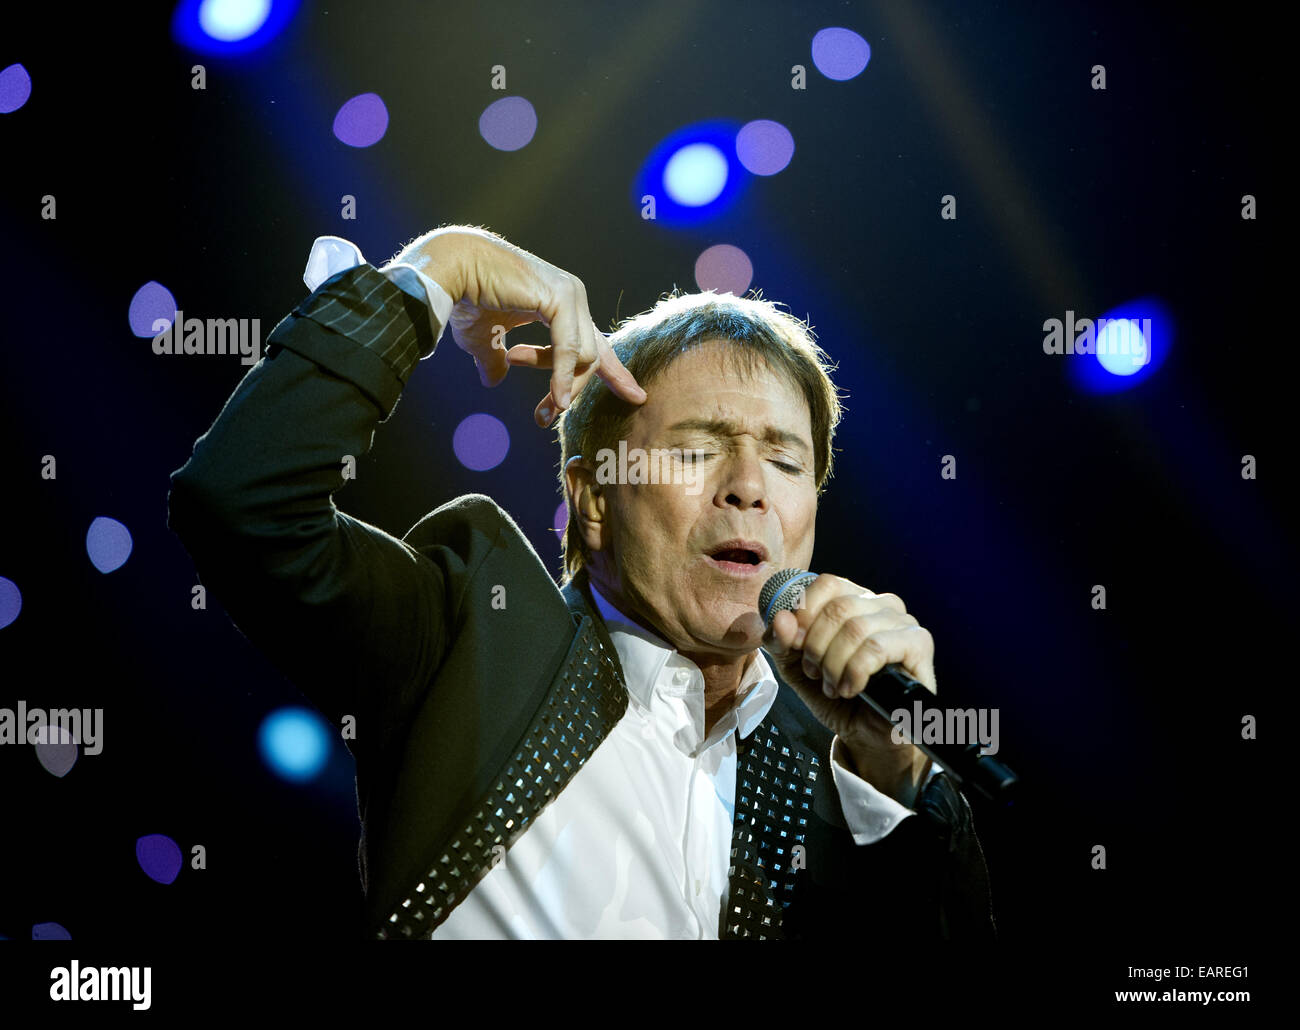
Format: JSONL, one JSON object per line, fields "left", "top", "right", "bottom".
{"left": 166, "top": 225, "right": 995, "bottom": 940}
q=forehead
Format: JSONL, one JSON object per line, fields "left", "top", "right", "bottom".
{"left": 632, "top": 339, "right": 811, "bottom": 432}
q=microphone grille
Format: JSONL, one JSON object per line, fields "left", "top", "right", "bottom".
{"left": 759, "top": 568, "right": 816, "bottom": 625}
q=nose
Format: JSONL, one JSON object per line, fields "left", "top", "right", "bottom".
{"left": 713, "top": 445, "right": 768, "bottom": 512}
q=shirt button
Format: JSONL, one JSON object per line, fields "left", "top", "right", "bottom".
{"left": 695, "top": 879, "right": 701, "bottom": 895}
{"left": 673, "top": 669, "right": 689, "bottom": 686}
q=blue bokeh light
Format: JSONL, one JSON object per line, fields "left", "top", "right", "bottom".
{"left": 199, "top": 0, "right": 271, "bottom": 40}
{"left": 129, "top": 281, "right": 177, "bottom": 338}
{"left": 258, "top": 706, "right": 330, "bottom": 782}
{"left": 1095, "top": 319, "right": 1149, "bottom": 377}
{"left": 0, "top": 576, "right": 20, "bottom": 630}
{"left": 172, "top": 0, "right": 299, "bottom": 56}
{"left": 811, "top": 27, "right": 872, "bottom": 81}
{"left": 136, "top": 834, "right": 184, "bottom": 885}
{"left": 663, "top": 142, "right": 729, "bottom": 206}
{"left": 86, "top": 517, "right": 133, "bottom": 574}
{"left": 0, "top": 63, "right": 32, "bottom": 114}
{"left": 633, "top": 120, "right": 747, "bottom": 226}
{"left": 1068, "top": 296, "right": 1174, "bottom": 394}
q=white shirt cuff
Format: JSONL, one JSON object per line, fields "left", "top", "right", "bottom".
{"left": 302, "top": 235, "right": 453, "bottom": 353}
{"left": 829, "top": 734, "right": 943, "bottom": 845}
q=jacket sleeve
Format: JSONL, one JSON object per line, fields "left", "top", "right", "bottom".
{"left": 788, "top": 769, "right": 997, "bottom": 942}
{"left": 841, "top": 771, "right": 998, "bottom": 940}
{"left": 913, "top": 771, "right": 998, "bottom": 939}
{"left": 165, "top": 262, "right": 456, "bottom": 754}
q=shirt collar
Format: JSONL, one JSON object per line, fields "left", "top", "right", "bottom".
{"left": 587, "top": 581, "right": 779, "bottom": 744}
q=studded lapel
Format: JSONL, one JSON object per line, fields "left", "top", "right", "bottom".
{"left": 721, "top": 701, "right": 824, "bottom": 939}
{"left": 375, "top": 576, "right": 628, "bottom": 938}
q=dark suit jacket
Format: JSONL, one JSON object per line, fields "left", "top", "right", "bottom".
{"left": 166, "top": 260, "right": 995, "bottom": 940}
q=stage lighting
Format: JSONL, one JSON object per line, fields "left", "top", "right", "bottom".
{"left": 633, "top": 120, "right": 747, "bottom": 227}
{"left": 1065, "top": 296, "right": 1174, "bottom": 394}
{"left": 171, "top": 0, "right": 300, "bottom": 57}
{"left": 258, "top": 707, "right": 330, "bottom": 783}
{"left": 453, "top": 413, "right": 510, "bottom": 472}
{"left": 86, "top": 517, "right": 133, "bottom": 574}
{"left": 664, "top": 142, "right": 729, "bottom": 206}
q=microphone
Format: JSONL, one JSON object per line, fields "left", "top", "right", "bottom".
{"left": 759, "top": 569, "right": 1018, "bottom": 804}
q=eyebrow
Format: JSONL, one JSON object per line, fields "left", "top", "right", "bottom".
{"left": 665, "top": 417, "right": 811, "bottom": 457}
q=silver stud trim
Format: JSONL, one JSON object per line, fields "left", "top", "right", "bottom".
{"left": 376, "top": 615, "right": 626, "bottom": 938}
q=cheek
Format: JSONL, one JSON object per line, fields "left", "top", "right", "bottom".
{"left": 629, "top": 488, "right": 694, "bottom": 538}
{"left": 786, "top": 496, "right": 817, "bottom": 559}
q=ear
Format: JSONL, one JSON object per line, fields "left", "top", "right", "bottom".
{"left": 564, "top": 455, "right": 609, "bottom": 556}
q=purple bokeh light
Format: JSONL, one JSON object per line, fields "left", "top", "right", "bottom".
{"left": 735, "top": 120, "right": 795, "bottom": 176}
{"left": 0, "top": 63, "right": 31, "bottom": 113}
{"left": 553, "top": 501, "right": 568, "bottom": 537}
{"left": 86, "top": 517, "right": 132, "bottom": 573}
{"left": 137, "top": 834, "right": 183, "bottom": 885}
{"left": 0, "top": 576, "right": 20, "bottom": 630}
{"left": 478, "top": 96, "right": 538, "bottom": 151}
{"left": 812, "top": 27, "right": 872, "bottom": 80}
{"left": 333, "top": 92, "right": 389, "bottom": 147}
{"left": 32, "top": 922, "right": 71, "bottom": 940}
{"left": 129, "top": 281, "right": 177, "bottom": 338}
{"left": 695, "top": 244, "right": 754, "bottom": 297}
{"left": 35, "top": 725, "right": 78, "bottom": 778}
{"left": 453, "top": 413, "right": 510, "bottom": 471}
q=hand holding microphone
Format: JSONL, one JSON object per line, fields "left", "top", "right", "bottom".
{"left": 759, "top": 569, "right": 938, "bottom": 807}
{"left": 760, "top": 568, "right": 1018, "bottom": 805}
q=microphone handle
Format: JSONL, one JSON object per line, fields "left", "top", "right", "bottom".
{"left": 857, "top": 662, "right": 1018, "bottom": 804}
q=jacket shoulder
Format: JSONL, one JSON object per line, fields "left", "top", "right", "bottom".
{"left": 402, "top": 493, "right": 562, "bottom": 597}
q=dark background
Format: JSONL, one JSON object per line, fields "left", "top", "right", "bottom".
{"left": 0, "top": 0, "right": 1284, "bottom": 992}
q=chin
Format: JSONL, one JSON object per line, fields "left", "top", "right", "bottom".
{"left": 713, "top": 610, "right": 768, "bottom": 651}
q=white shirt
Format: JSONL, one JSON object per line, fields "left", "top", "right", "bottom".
{"left": 301, "top": 236, "right": 937, "bottom": 939}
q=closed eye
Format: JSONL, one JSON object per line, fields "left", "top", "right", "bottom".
{"left": 682, "top": 453, "right": 802, "bottom": 474}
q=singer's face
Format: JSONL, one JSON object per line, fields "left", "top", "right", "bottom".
{"left": 589, "top": 339, "right": 817, "bottom": 658}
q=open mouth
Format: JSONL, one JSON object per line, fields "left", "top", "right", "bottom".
{"left": 704, "top": 540, "right": 769, "bottom": 573}
{"left": 709, "top": 548, "right": 762, "bottom": 565}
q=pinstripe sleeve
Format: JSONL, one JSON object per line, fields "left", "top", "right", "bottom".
{"left": 268, "top": 261, "right": 441, "bottom": 420}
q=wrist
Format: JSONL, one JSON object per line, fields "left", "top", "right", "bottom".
{"left": 385, "top": 229, "right": 470, "bottom": 304}
{"left": 839, "top": 738, "right": 931, "bottom": 808}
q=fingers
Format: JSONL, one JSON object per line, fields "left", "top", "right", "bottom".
{"left": 787, "top": 576, "right": 931, "bottom": 698}
{"left": 803, "top": 609, "right": 917, "bottom": 691}
{"left": 792, "top": 574, "right": 905, "bottom": 622}
{"left": 443, "top": 233, "right": 644, "bottom": 414}
{"left": 593, "top": 334, "right": 647, "bottom": 405}
{"left": 547, "top": 275, "right": 594, "bottom": 411}
{"left": 452, "top": 309, "right": 537, "bottom": 389}
{"left": 505, "top": 343, "right": 549, "bottom": 368}
{"left": 823, "top": 625, "right": 935, "bottom": 700}
{"left": 474, "top": 336, "right": 509, "bottom": 387}
{"left": 534, "top": 390, "right": 560, "bottom": 428}
{"left": 507, "top": 344, "right": 562, "bottom": 424}
{"left": 506, "top": 324, "right": 647, "bottom": 419}
{"left": 510, "top": 333, "right": 647, "bottom": 394}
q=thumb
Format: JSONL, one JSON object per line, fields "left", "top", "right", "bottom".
{"left": 763, "top": 609, "right": 801, "bottom": 658}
